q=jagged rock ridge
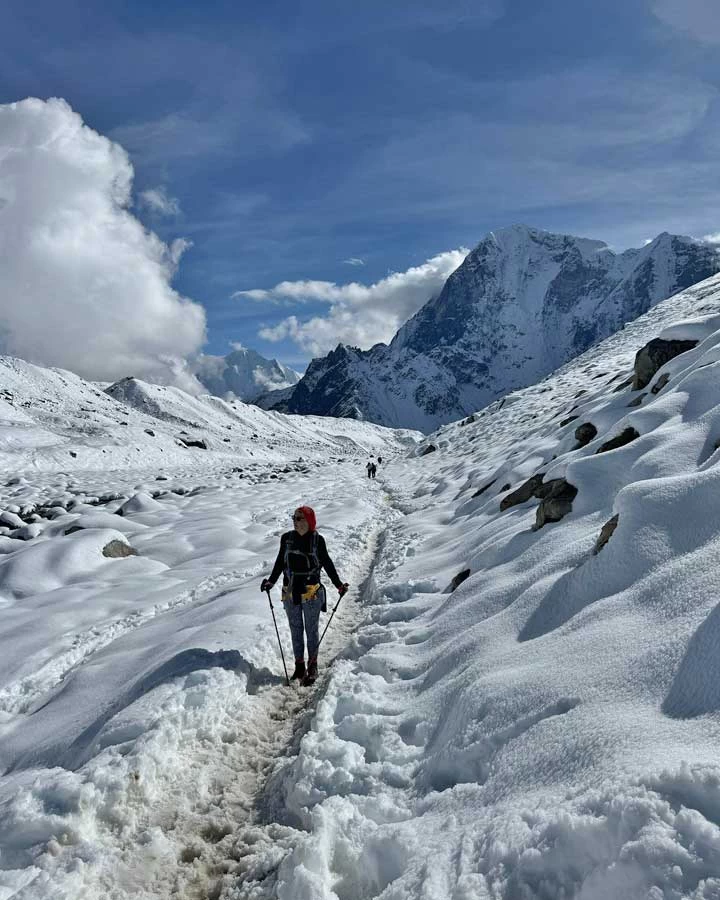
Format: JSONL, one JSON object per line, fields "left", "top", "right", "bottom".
{"left": 280, "top": 226, "right": 720, "bottom": 431}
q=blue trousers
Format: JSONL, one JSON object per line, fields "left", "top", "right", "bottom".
{"left": 283, "top": 587, "right": 325, "bottom": 660}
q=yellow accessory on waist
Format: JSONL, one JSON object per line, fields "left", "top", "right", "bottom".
{"left": 282, "top": 582, "right": 322, "bottom": 603}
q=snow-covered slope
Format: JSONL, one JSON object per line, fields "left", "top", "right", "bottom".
{"left": 192, "top": 347, "right": 300, "bottom": 402}
{"left": 4, "top": 273, "right": 720, "bottom": 897}
{"left": 284, "top": 226, "right": 720, "bottom": 431}
{"left": 0, "top": 357, "right": 417, "bottom": 476}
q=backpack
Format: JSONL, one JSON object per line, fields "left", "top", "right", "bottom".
{"left": 283, "top": 532, "right": 322, "bottom": 605}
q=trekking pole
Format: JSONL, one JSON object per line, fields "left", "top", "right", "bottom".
{"left": 265, "top": 588, "right": 290, "bottom": 686}
{"left": 318, "top": 586, "right": 347, "bottom": 651}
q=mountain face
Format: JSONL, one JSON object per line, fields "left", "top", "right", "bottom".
{"left": 192, "top": 347, "right": 300, "bottom": 402}
{"left": 280, "top": 226, "right": 720, "bottom": 431}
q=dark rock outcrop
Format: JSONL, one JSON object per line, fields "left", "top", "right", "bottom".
{"left": 500, "top": 474, "right": 545, "bottom": 511}
{"left": 596, "top": 427, "right": 640, "bottom": 454}
{"left": 178, "top": 435, "right": 207, "bottom": 450}
{"left": 472, "top": 479, "right": 496, "bottom": 498}
{"left": 559, "top": 414, "right": 579, "bottom": 428}
{"left": 102, "top": 540, "right": 138, "bottom": 558}
{"left": 632, "top": 338, "right": 698, "bottom": 390}
{"left": 533, "top": 480, "right": 578, "bottom": 530}
{"left": 448, "top": 569, "right": 471, "bottom": 592}
{"left": 593, "top": 514, "right": 619, "bottom": 554}
{"left": 651, "top": 372, "right": 671, "bottom": 394}
{"left": 574, "top": 423, "right": 598, "bottom": 448}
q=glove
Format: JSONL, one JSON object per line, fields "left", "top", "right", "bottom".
{"left": 338, "top": 582, "right": 349, "bottom": 597}
{"left": 261, "top": 578, "right": 274, "bottom": 593}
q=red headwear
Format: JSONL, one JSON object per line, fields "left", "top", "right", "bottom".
{"left": 296, "top": 505, "right": 316, "bottom": 531}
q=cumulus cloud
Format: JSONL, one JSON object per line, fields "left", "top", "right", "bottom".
{"left": 138, "top": 186, "right": 180, "bottom": 216}
{"left": 702, "top": 232, "right": 720, "bottom": 244}
{"left": 253, "top": 249, "right": 468, "bottom": 356}
{"left": 0, "top": 98, "right": 206, "bottom": 383}
{"left": 652, "top": 0, "right": 720, "bottom": 44}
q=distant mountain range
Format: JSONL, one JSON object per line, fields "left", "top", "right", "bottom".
{"left": 272, "top": 226, "right": 720, "bottom": 431}
{"left": 191, "top": 347, "right": 300, "bottom": 403}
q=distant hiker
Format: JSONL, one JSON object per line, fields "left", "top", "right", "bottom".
{"left": 366, "top": 461, "right": 373, "bottom": 478}
{"left": 370, "top": 463, "right": 377, "bottom": 479}
{"left": 261, "top": 506, "right": 348, "bottom": 686}
{"left": 377, "top": 457, "right": 382, "bottom": 465}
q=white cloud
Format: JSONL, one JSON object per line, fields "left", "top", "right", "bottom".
{"left": 652, "top": 0, "right": 720, "bottom": 45}
{"left": 168, "top": 237, "right": 193, "bottom": 268}
{"left": 138, "top": 186, "right": 180, "bottom": 216}
{"left": 0, "top": 97, "right": 206, "bottom": 383}
{"left": 343, "top": 257, "right": 365, "bottom": 266}
{"left": 703, "top": 232, "right": 720, "bottom": 244}
{"left": 255, "top": 249, "right": 468, "bottom": 356}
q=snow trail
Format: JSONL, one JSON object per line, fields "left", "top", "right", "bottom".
{"left": 1, "top": 473, "right": 396, "bottom": 900}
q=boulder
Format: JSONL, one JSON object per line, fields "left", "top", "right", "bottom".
{"left": 178, "top": 436, "right": 208, "bottom": 450}
{"left": 448, "top": 569, "right": 471, "bottom": 592}
{"left": 651, "top": 372, "right": 671, "bottom": 395}
{"left": 596, "top": 427, "right": 639, "bottom": 454}
{"left": 116, "top": 492, "right": 163, "bottom": 516}
{"left": 533, "top": 479, "right": 578, "bottom": 530}
{"left": 472, "top": 479, "right": 496, "bottom": 498}
{"left": 574, "top": 422, "right": 598, "bottom": 448}
{"left": 627, "top": 394, "right": 645, "bottom": 408}
{"left": 102, "top": 539, "right": 138, "bottom": 558}
{"left": 420, "top": 444, "right": 437, "bottom": 456}
{"left": 559, "top": 414, "right": 579, "bottom": 428}
{"left": 593, "top": 514, "right": 619, "bottom": 554}
{"left": 632, "top": 338, "right": 697, "bottom": 390}
{"left": 612, "top": 376, "right": 634, "bottom": 393}
{"left": 500, "top": 474, "right": 545, "bottom": 511}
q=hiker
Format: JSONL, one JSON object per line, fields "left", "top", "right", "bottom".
{"left": 366, "top": 461, "right": 373, "bottom": 478}
{"left": 377, "top": 456, "right": 382, "bottom": 465}
{"left": 261, "top": 506, "right": 348, "bottom": 685}
{"left": 370, "top": 463, "right": 377, "bottom": 478}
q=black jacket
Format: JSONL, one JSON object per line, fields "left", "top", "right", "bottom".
{"left": 268, "top": 530, "right": 342, "bottom": 589}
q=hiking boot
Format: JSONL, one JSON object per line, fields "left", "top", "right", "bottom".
{"left": 302, "top": 657, "right": 319, "bottom": 686}
{"left": 291, "top": 659, "right": 306, "bottom": 680}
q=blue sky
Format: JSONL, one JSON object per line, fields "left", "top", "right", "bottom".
{"left": 2, "top": 0, "right": 720, "bottom": 371}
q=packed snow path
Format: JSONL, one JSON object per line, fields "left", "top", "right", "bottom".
{"left": 0, "top": 460, "right": 401, "bottom": 900}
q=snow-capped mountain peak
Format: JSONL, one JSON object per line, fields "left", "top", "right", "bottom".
{"left": 281, "top": 226, "right": 720, "bottom": 431}
{"left": 192, "top": 346, "right": 300, "bottom": 402}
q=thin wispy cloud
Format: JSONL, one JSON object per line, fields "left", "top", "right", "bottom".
{"left": 652, "top": 0, "right": 720, "bottom": 45}
{"left": 343, "top": 257, "right": 365, "bottom": 267}
{"left": 139, "top": 187, "right": 180, "bottom": 216}
{"left": 254, "top": 249, "right": 468, "bottom": 355}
